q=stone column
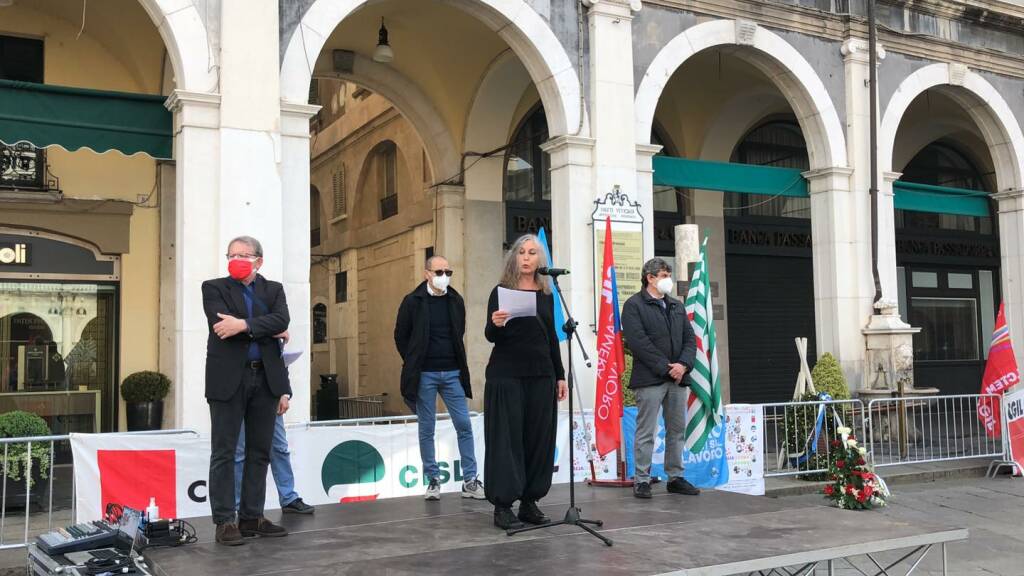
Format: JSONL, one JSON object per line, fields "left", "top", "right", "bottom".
{"left": 279, "top": 102, "right": 320, "bottom": 424}
{"left": 636, "top": 143, "right": 662, "bottom": 262}
{"left": 543, "top": 135, "right": 596, "bottom": 406}
{"left": 805, "top": 166, "right": 871, "bottom": 389}
{"left": 839, "top": 36, "right": 893, "bottom": 392}
{"left": 433, "top": 184, "right": 466, "bottom": 292}
{"left": 587, "top": 0, "right": 643, "bottom": 243}
{"left": 164, "top": 90, "right": 222, "bottom": 432}
{"left": 996, "top": 189, "right": 1024, "bottom": 369}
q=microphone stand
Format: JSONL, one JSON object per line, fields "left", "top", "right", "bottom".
{"left": 506, "top": 273, "right": 612, "bottom": 546}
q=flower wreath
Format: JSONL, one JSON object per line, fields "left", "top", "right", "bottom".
{"left": 823, "top": 426, "right": 890, "bottom": 509}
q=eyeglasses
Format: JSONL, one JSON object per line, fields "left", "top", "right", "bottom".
{"left": 226, "top": 254, "right": 259, "bottom": 260}
{"left": 429, "top": 269, "right": 454, "bottom": 277}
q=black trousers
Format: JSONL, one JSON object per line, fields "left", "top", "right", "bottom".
{"left": 208, "top": 366, "right": 277, "bottom": 525}
{"left": 484, "top": 375, "right": 557, "bottom": 508}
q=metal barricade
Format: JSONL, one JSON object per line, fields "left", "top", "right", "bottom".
{"left": 337, "top": 394, "right": 387, "bottom": 419}
{"left": 866, "top": 394, "right": 1005, "bottom": 468}
{"left": 0, "top": 429, "right": 197, "bottom": 551}
{"left": 757, "top": 399, "right": 866, "bottom": 478}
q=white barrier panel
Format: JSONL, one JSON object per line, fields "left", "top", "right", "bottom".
{"left": 72, "top": 412, "right": 620, "bottom": 522}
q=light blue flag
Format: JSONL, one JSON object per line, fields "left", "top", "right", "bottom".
{"left": 536, "top": 227, "right": 568, "bottom": 342}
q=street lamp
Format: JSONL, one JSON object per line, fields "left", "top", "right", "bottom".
{"left": 373, "top": 19, "right": 394, "bottom": 63}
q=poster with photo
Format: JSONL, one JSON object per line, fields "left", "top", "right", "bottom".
{"left": 719, "top": 404, "right": 765, "bottom": 496}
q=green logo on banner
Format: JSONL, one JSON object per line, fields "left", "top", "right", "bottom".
{"left": 321, "top": 440, "right": 385, "bottom": 494}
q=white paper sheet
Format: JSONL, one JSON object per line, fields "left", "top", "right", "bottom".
{"left": 497, "top": 287, "right": 537, "bottom": 320}
{"left": 282, "top": 348, "right": 303, "bottom": 366}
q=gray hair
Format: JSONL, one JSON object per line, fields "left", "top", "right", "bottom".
{"left": 227, "top": 236, "right": 263, "bottom": 257}
{"left": 425, "top": 255, "right": 447, "bottom": 270}
{"left": 641, "top": 257, "right": 672, "bottom": 287}
{"left": 499, "top": 234, "right": 551, "bottom": 294}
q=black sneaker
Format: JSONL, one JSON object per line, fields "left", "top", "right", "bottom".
{"left": 634, "top": 481, "right": 652, "bottom": 499}
{"left": 238, "top": 517, "right": 289, "bottom": 538}
{"left": 282, "top": 498, "right": 315, "bottom": 514}
{"left": 666, "top": 477, "right": 701, "bottom": 495}
{"left": 215, "top": 522, "right": 245, "bottom": 546}
{"left": 493, "top": 506, "right": 525, "bottom": 530}
{"left": 517, "top": 500, "right": 550, "bottom": 525}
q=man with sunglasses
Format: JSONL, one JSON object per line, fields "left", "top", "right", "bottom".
{"left": 394, "top": 255, "right": 484, "bottom": 500}
{"left": 203, "top": 236, "right": 291, "bottom": 545}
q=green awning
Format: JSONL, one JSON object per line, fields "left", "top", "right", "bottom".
{"left": 893, "top": 181, "right": 991, "bottom": 218}
{"left": 0, "top": 79, "right": 172, "bottom": 159}
{"left": 652, "top": 155, "right": 808, "bottom": 197}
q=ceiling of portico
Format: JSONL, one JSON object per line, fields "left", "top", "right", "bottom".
{"left": 1, "top": 0, "right": 166, "bottom": 93}
{"left": 313, "top": 0, "right": 516, "bottom": 153}
{"left": 653, "top": 47, "right": 797, "bottom": 160}
{"left": 892, "top": 89, "right": 994, "bottom": 186}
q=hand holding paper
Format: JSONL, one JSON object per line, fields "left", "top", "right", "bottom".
{"left": 497, "top": 287, "right": 537, "bottom": 320}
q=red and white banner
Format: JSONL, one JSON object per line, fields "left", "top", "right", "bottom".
{"left": 1004, "top": 387, "right": 1024, "bottom": 475}
{"left": 594, "top": 216, "right": 624, "bottom": 457}
{"left": 72, "top": 412, "right": 619, "bottom": 522}
{"left": 978, "top": 303, "right": 1020, "bottom": 436}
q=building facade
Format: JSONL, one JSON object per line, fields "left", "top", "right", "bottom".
{"left": 2, "top": 0, "right": 1023, "bottom": 430}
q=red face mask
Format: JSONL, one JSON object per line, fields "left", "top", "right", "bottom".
{"left": 228, "top": 259, "right": 254, "bottom": 280}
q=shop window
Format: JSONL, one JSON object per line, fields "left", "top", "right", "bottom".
{"left": 0, "top": 282, "right": 117, "bottom": 434}
{"left": 909, "top": 297, "right": 979, "bottom": 361}
{"left": 312, "top": 303, "right": 328, "bottom": 344}
{"left": 504, "top": 106, "right": 551, "bottom": 204}
{"left": 948, "top": 273, "right": 973, "bottom": 290}
{"left": 311, "top": 186, "right": 322, "bottom": 247}
{"left": 896, "top": 142, "right": 993, "bottom": 233}
{"left": 378, "top": 142, "right": 398, "bottom": 220}
{"left": 504, "top": 106, "right": 551, "bottom": 246}
{"left": 335, "top": 271, "right": 347, "bottom": 303}
{"left": 911, "top": 271, "right": 938, "bottom": 289}
{"left": 725, "top": 120, "right": 810, "bottom": 219}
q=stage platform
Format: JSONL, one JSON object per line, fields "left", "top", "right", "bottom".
{"left": 145, "top": 484, "right": 967, "bottom": 576}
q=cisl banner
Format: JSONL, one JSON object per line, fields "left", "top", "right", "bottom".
{"left": 72, "top": 412, "right": 619, "bottom": 522}
{"left": 1004, "top": 387, "right": 1024, "bottom": 475}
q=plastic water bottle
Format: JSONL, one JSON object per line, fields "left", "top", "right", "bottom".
{"left": 146, "top": 497, "right": 160, "bottom": 522}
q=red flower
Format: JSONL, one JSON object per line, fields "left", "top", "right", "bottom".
{"left": 857, "top": 492, "right": 867, "bottom": 503}
{"left": 845, "top": 485, "right": 855, "bottom": 495}
{"left": 863, "top": 485, "right": 874, "bottom": 498}
{"left": 857, "top": 457, "right": 866, "bottom": 466}
{"left": 836, "top": 460, "right": 846, "bottom": 469}
{"left": 831, "top": 439, "right": 841, "bottom": 448}
{"left": 824, "top": 485, "right": 834, "bottom": 496}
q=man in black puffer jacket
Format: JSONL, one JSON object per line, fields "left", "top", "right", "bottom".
{"left": 621, "top": 257, "right": 700, "bottom": 500}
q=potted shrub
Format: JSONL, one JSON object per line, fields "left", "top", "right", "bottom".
{"left": 121, "top": 371, "right": 171, "bottom": 431}
{"left": 0, "top": 410, "right": 52, "bottom": 512}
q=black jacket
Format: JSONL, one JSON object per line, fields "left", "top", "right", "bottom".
{"left": 202, "top": 275, "right": 292, "bottom": 401}
{"left": 394, "top": 282, "right": 471, "bottom": 403}
{"left": 621, "top": 288, "right": 696, "bottom": 389}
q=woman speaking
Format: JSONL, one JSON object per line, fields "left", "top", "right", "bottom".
{"left": 484, "top": 234, "right": 568, "bottom": 530}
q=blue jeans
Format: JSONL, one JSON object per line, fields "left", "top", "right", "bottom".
{"left": 417, "top": 370, "right": 477, "bottom": 481}
{"left": 235, "top": 414, "right": 299, "bottom": 508}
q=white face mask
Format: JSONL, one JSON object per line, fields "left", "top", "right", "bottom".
{"left": 430, "top": 274, "right": 450, "bottom": 292}
{"left": 655, "top": 277, "right": 675, "bottom": 296}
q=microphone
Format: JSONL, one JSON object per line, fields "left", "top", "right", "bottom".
{"left": 537, "top": 267, "right": 570, "bottom": 277}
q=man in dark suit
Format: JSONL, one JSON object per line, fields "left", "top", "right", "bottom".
{"left": 203, "top": 235, "right": 290, "bottom": 546}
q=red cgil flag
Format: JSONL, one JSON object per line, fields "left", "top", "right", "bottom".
{"left": 978, "top": 303, "right": 1021, "bottom": 437}
{"left": 594, "top": 217, "right": 625, "bottom": 457}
